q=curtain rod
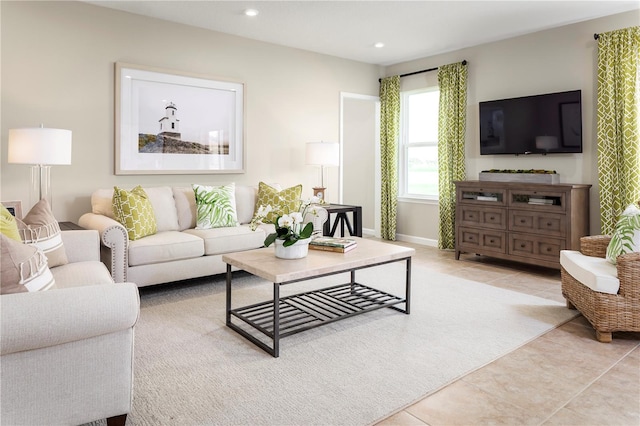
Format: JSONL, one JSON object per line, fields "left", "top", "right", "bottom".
{"left": 378, "top": 59, "right": 467, "bottom": 83}
{"left": 594, "top": 33, "right": 599, "bottom": 40}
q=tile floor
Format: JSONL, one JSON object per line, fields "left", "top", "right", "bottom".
{"left": 375, "top": 241, "right": 640, "bottom": 426}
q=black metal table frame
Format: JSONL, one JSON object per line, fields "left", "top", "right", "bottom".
{"left": 323, "top": 204, "right": 363, "bottom": 237}
{"left": 225, "top": 256, "right": 411, "bottom": 357}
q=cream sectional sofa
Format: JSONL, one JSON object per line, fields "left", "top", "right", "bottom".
{"left": 1, "top": 230, "right": 139, "bottom": 425}
{"left": 79, "top": 185, "right": 285, "bottom": 286}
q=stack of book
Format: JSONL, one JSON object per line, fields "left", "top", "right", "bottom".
{"left": 528, "top": 197, "right": 554, "bottom": 205}
{"left": 309, "top": 237, "right": 358, "bottom": 253}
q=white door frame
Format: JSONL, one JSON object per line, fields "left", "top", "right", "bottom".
{"left": 339, "top": 92, "right": 381, "bottom": 237}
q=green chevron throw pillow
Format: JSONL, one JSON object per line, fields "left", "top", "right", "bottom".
{"left": 193, "top": 183, "right": 239, "bottom": 229}
{"left": 113, "top": 186, "right": 157, "bottom": 241}
{"left": 606, "top": 203, "right": 640, "bottom": 264}
{"left": 255, "top": 182, "right": 302, "bottom": 224}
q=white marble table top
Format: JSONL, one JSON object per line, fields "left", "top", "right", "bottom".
{"left": 222, "top": 237, "right": 415, "bottom": 284}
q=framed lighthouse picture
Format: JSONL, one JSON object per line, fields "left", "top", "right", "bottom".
{"left": 115, "top": 62, "right": 245, "bottom": 175}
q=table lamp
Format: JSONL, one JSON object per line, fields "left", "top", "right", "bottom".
{"left": 8, "top": 126, "right": 72, "bottom": 209}
{"left": 305, "top": 141, "right": 339, "bottom": 201}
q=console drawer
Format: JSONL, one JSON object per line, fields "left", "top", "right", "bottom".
{"left": 458, "top": 227, "right": 506, "bottom": 254}
{"left": 509, "top": 210, "right": 566, "bottom": 237}
{"left": 459, "top": 206, "right": 506, "bottom": 230}
{"left": 509, "top": 233, "right": 565, "bottom": 262}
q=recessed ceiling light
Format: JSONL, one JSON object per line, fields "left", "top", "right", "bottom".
{"left": 374, "top": 42, "right": 385, "bottom": 48}
{"left": 244, "top": 9, "right": 259, "bottom": 17}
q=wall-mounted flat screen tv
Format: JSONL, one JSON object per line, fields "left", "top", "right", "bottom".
{"left": 479, "top": 90, "right": 582, "bottom": 155}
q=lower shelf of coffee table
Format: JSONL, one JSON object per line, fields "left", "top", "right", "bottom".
{"left": 230, "top": 282, "right": 405, "bottom": 338}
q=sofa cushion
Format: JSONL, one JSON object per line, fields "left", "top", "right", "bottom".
{"left": 113, "top": 186, "right": 157, "bottom": 241}
{"left": 144, "top": 186, "right": 180, "bottom": 232}
{"left": 173, "top": 186, "right": 197, "bottom": 231}
{"left": 91, "top": 188, "right": 117, "bottom": 219}
{"left": 1, "top": 204, "right": 21, "bottom": 241}
{"left": 235, "top": 185, "right": 258, "bottom": 225}
{"left": 606, "top": 203, "right": 640, "bottom": 264}
{"left": 18, "top": 199, "right": 68, "bottom": 268}
{"left": 184, "top": 225, "right": 265, "bottom": 255}
{"left": 255, "top": 182, "right": 302, "bottom": 224}
{"left": 128, "top": 231, "right": 204, "bottom": 267}
{"left": 193, "top": 183, "right": 239, "bottom": 229}
{"left": 560, "top": 250, "right": 619, "bottom": 295}
{"left": 1, "top": 234, "right": 55, "bottom": 294}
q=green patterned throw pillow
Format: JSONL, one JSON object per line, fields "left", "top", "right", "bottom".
{"left": 193, "top": 183, "right": 239, "bottom": 229}
{"left": 112, "top": 186, "right": 157, "bottom": 241}
{"left": 606, "top": 203, "right": 640, "bottom": 264}
{"left": 255, "top": 182, "right": 303, "bottom": 224}
{"left": 1, "top": 204, "right": 21, "bottom": 242}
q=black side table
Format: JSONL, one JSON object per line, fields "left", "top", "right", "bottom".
{"left": 322, "top": 204, "right": 362, "bottom": 237}
{"left": 58, "top": 222, "right": 84, "bottom": 231}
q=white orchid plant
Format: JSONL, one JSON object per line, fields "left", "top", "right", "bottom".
{"left": 250, "top": 196, "right": 322, "bottom": 247}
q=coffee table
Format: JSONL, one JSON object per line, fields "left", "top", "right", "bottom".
{"left": 222, "top": 238, "right": 414, "bottom": 357}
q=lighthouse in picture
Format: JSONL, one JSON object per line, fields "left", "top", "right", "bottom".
{"left": 159, "top": 102, "right": 181, "bottom": 138}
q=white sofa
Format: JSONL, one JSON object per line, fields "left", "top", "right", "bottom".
{"left": 78, "top": 185, "right": 325, "bottom": 287}
{"left": 0, "top": 230, "right": 139, "bottom": 425}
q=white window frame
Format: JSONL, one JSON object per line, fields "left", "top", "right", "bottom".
{"left": 398, "top": 87, "right": 440, "bottom": 202}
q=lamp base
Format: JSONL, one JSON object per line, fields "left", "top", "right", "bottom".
{"left": 312, "top": 187, "right": 326, "bottom": 201}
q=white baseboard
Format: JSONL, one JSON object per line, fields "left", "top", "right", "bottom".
{"left": 395, "top": 233, "right": 438, "bottom": 247}
{"left": 362, "top": 228, "right": 438, "bottom": 248}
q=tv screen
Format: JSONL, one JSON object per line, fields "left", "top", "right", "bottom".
{"left": 479, "top": 90, "right": 582, "bottom": 155}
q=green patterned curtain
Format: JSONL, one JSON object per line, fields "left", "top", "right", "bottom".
{"left": 597, "top": 27, "right": 640, "bottom": 235}
{"left": 379, "top": 76, "right": 400, "bottom": 240}
{"left": 437, "top": 62, "right": 468, "bottom": 249}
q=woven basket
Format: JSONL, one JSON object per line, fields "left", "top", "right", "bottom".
{"left": 561, "top": 236, "right": 640, "bottom": 342}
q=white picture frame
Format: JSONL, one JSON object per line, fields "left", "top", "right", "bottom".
{"left": 2, "top": 200, "right": 23, "bottom": 219}
{"left": 115, "top": 62, "right": 245, "bottom": 175}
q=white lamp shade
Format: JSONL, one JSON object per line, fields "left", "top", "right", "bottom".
{"left": 8, "top": 128, "right": 72, "bottom": 165}
{"left": 305, "top": 141, "right": 339, "bottom": 166}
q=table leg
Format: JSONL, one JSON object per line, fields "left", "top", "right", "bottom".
{"left": 226, "top": 264, "right": 232, "bottom": 324}
{"left": 273, "top": 282, "right": 280, "bottom": 358}
{"left": 405, "top": 257, "right": 412, "bottom": 314}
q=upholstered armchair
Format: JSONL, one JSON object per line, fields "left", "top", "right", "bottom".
{"left": 560, "top": 235, "right": 640, "bottom": 342}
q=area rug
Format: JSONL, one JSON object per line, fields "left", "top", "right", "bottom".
{"left": 124, "top": 262, "right": 576, "bottom": 425}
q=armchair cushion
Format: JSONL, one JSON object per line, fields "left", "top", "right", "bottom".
{"left": 606, "top": 203, "right": 640, "bottom": 264}
{"left": 560, "top": 250, "right": 619, "bottom": 295}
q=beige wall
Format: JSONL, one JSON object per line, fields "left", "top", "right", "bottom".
{"left": 386, "top": 10, "right": 639, "bottom": 241}
{"left": 0, "top": 1, "right": 381, "bottom": 221}
{"left": 2, "top": 2, "right": 638, "bottom": 242}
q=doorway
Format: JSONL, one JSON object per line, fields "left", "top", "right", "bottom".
{"left": 340, "top": 93, "right": 380, "bottom": 237}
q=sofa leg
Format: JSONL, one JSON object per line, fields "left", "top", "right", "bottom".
{"left": 595, "top": 330, "right": 612, "bottom": 343}
{"left": 565, "top": 299, "right": 576, "bottom": 310}
{"left": 106, "top": 414, "right": 127, "bottom": 426}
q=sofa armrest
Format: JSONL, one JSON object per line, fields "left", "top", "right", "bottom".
{"left": 579, "top": 235, "right": 611, "bottom": 258}
{"left": 0, "top": 283, "right": 139, "bottom": 356}
{"left": 617, "top": 251, "right": 640, "bottom": 298}
{"left": 60, "top": 230, "right": 100, "bottom": 263}
{"left": 79, "top": 213, "right": 129, "bottom": 283}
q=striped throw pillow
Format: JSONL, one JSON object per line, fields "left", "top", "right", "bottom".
{"left": 1, "top": 234, "right": 55, "bottom": 294}
{"left": 17, "top": 199, "right": 68, "bottom": 268}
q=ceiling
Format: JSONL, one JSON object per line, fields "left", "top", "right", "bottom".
{"left": 86, "top": 1, "right": 639, "bottom": 66}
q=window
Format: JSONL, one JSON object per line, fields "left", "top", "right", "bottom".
{"left": 399, "top": 88, "right": 439, "bottom": 200}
